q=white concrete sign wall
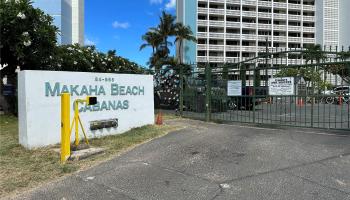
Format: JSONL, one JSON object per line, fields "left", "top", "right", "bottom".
{"left": 18, "top": 70, "right": 154, "bottom": 149}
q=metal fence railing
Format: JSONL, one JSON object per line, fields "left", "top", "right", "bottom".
{"left": 179, "top": 46, "right": 350, "bottom": 130}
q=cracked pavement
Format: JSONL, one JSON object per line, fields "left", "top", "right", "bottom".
{"left": 12, "top": 119, "right": 350, "bottom": 200}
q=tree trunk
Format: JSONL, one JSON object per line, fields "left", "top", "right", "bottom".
{"left": 179, "top": 40, "right": 183, "bottom": 65}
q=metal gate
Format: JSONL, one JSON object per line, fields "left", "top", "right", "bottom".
{"left": 180, "top": 46, "right": 350, "bottom": 130}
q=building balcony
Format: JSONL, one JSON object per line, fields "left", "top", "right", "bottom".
{"left": 303, "top": 16, "right": 315, "bottom": 22}
{"left": 198, "top": 7, "right": 207, "bottom": 14}
{"left": 226, "top": 57, "right": 240, "bottom": 63}
{"left": 241, "top": 46, "right": 257, "bottom": 52}
{"left": 242, "top": 0, "right": 257, "bottom": 6}
{"left": 258, "top": 35, "right": 270, "bottom": 41}
{"left": 288, "top": 37, "right": 301, "bottom": 43}
{"left": 288, "top": 15, "right": 302, "bottom": 21}
{"left": 303, "top": 5, "right": 315, "bottom": 11}
{"left": 197, "top": 32, "right": 207, "bottom": 38}
{"left": 258, "top": 24, "right": 272, "bottom": 30}
{"left": 197, "top": 44, "right": 207, "bottom": 50}
{"left": 303, "top": 38, "right": 316, "bottom": 43}
{"left": 274, "top": 25, "right": 286, "bottom": 31}
{"left": 242, "top": 23, "right": 256, "bottom": 29}
{"left": 226, "top": 0, "right": 240, "bottom": 4}
{"left": 258, "top": 12, "right": 272, "bottom": 18}
{"left": 273, "top": 2, "right": 287, "bottom": 8}
{"left": 226, "top": 21, "right": 240, "bottom": 28}
{"left": 209, "top": 32, "right": 225, "bottom": 39}
{"left": 209, "top": 57, "right": 225, "bottom": 63}
{"left": 288, "top": 59, "right": 301, "bottom": 65}
{"left": 274, "top": 36, "right": 287, "bottom": 42}
{"left": 226, "top": 45, "right": 240, "bottom": 51}
{"left": 241, "top": 34, "right": 257, "bottom": 40}
{"left": 197, "top": 56, "right": 208, "bottom": 63}
{"left": 258, "top": 47, "right": 287, "bottom": 52}
{"left": 197, "top": 20, "right": 207, "bottom": 26}
{"left": 226, "top": 33, "right": 241, "bottom": 39}
{"left": 288, "top": 3, "right": 301, "bottom": 10}
{"left": 209, "top": 8, "right": 225, "bottom": 15}
{"left": 303, "top": 27, "right": 315, "bottom": 33}
{"left": 226, "top": 10, "right": 240, "bottom": 16}
{"left": 209, "top": 20, "right": 225, "bottom": 27}
{"left": 258, "top": 1, "right": 272, "bottom": 7}
{"left": 242, "top": 11, "right": 256, "bottom": 17}
{"left": 208, "top": 45, "right": 224, "bottom": 51}
{"left": 274, "top": 13, "right": 287, "bottom": 20}
{"left": 209, "top": 0, "right": 225, "bottom": 3}
{"left": 289, "top": 26, "right": 301, "bottom": 32}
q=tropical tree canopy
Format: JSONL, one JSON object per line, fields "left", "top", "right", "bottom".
{"left": 0, "top": 0, "right": 58, "bottom": 77}
{"left": 140, "top": 11, "right": 197, "bottom": 71}
{"left": 174, "top": 23, "right": 196, "bottom": 64}
{"left": 51, "top": 44, "right": 145, "bottom": 74}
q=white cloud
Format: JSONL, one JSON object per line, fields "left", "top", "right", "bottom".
{"left": 165, "top": 0, "right": 176, "bottom": 10}
{"left": 150, "top": 0, "right": 162, "bottom": 4}
{"left": 146, "top": 11, "right": 154, "bottom": 16}
{"left": 84, "top": 37, "right": 97, "bottom": 46}
{"left": 112, "top": 21, "right": 130, "bottom": 29}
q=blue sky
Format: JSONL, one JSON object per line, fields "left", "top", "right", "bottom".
{"left": 85, "top": 0, "right": 176, "bottom": 68}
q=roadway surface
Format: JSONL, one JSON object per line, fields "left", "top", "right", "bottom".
{"left": 13, "top": 119, "right": 350, "bottom": 200}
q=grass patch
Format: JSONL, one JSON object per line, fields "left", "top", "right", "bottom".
{"left": 0, "top": 115, "right": 179, "bottom": 197}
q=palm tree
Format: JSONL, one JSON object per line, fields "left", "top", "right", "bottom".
{"left": 304, "top": 44, "right": 325, "bottom": 65}
{"left": 156, "top": 11, "right": 177, "bottom": 56}
{"left": 174, "top": 23, "right": 197, "bottom": 64}
{"left": 140, "top": 30, "right": 162, "bottom": 55}
{"left": 303, "top": 44, "right": 327, "bottom": 93}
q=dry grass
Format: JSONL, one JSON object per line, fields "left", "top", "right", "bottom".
{"left": 0, "top": 115, "right": 179, "bottom": 197}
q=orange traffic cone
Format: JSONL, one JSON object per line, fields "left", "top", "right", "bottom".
{"left": 297, "top": 98, "right": 304, "bottom": 107}
{"left": 156, "top": 112, "right": 163, "bottom": 125}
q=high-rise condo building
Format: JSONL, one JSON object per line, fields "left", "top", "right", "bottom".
{"left": 316, "top": 0, "right": 350, "bottom": 48}
{"left": 33, "top": 0, "right": 84, "bottom": 45}
{"left": 177, "top": 0, "right": 317, "bottom": 66}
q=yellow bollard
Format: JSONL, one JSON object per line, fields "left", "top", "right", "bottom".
{"left": 74, "top": 100, "right": 79, "bottom": 146}
{"left": 61, "top": 93, "right": 71, "bottom": 163}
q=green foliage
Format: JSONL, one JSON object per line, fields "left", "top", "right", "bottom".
{"left": 0, "top": 0, "right": 58, "bottom": 77}
{"left": 50, "top": 44, "right": 145, "bottom": 74}
{"left": 140, "top": 11, "right": 196, "bottom": 70}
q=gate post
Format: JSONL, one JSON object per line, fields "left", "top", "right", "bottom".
{"left": 179, "top": 64, "right": 184, "bottom": 117}
{"left": 205, "top": 63, "right": 211, "bottom": 122}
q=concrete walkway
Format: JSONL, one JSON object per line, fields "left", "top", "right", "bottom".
{"left": 14, "top": 119, "right": 350, "bottom": 200}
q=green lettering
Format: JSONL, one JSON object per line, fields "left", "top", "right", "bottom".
{"left": 123, "top": 100, "right": 129, "bottom": 109}
{"left": 89, "top": 85, "right": 98, "bottom": 95}
{"left": 108, "top": 101, "right": 116, "bottom": 110}
{"left": 98, "top": 86, "right": 106, "bottom": 95}
{"left": 100, "top": 101, "right": 108, "bottom": 111}
{"left": 80, "top": 85, "right": 89, "bottom": 96}
{"left": 111, "top": 83, "right": 118, "bottom": 95}
{"left": 45, "top": 82, "right": 60, "bottom": 96}
{"left": 132, "top": 86, "right": 138, "bottom": 95}
{"left": 61, "top": 85, "right": 69, "bottom": 94}
{"left": 117, "top": 101, "right": 123, "bottom": 109}
{"left": 126, "top": 86, "right": 132, "bottom": 95}
{"left": 93, "top": 102, "right": 100, "bottom": 111}
{"left": 70, "top": 85, "right": 79, "bottom": 96}
{"left": 139, "top": 86, "right": 144, "bottom": 95}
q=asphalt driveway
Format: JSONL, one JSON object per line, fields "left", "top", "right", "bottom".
{"left": 13, "top": 119, "right": 350, "bottom": 200}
